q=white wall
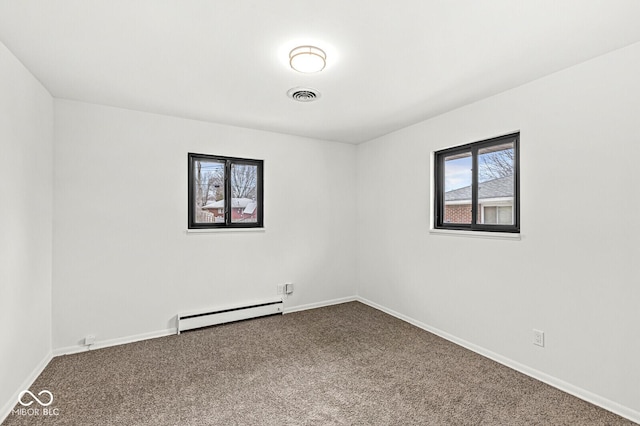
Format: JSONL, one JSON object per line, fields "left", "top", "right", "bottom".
{"left": 357, "top": 42, "right": 640, "bottom": 418}
{"left": 52, "top": 100, "right": 357, "bottom": 350}
{"left": 0, "top": 42, "right": 53, "bottom": 417}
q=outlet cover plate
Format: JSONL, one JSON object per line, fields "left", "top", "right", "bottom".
{"left": 533, "top": 329, "right": 544, "bottom": 347}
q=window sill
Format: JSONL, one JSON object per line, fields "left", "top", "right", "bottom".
{"left": 429, "top": 228, "right": 520, "bottom": 240}
{"left": 186, "top": 227, "right": 266, "bottom": 234}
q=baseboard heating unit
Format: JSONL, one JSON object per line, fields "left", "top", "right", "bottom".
{"left": 177, "top": 299, "right": 283, "bottom": 334}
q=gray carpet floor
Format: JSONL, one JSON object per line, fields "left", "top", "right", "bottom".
{"left": 3, "top": 302, "right": 636, "bottom": 425}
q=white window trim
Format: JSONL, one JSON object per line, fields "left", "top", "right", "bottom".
{"left": 186, "top": 228, "right": 266, "bottom": 234}
{"left": 429, "top": 228, "right": 520, "bottom": 240}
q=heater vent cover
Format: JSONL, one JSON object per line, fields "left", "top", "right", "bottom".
{"left": 287, "top": 87, "right": 320, "bottom": 102}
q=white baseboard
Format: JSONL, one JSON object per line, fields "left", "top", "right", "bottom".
{"left": 356, "top": 296, "right": 640, "bottom": 425}
{"left": 52, "top": 295, "right": 359, "bottom": 357}
{"left": 0, "top": 351, "right": 53, "bottom": 425}
{"left": 284, "top": 296, "right": 357, "bottom": 314}
{"left": 52, "top": 328, "right": 177, "bottom": 356}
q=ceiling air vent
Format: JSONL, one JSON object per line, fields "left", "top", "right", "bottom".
{"left": 287, "top": 87, "right": 320, "bottom": 102}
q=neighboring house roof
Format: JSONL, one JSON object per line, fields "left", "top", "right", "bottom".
{"left": 202, "top": 200, "right": 224, "bottom": 209}
{"left": 243, "top": 202, "right": 257, "bottom": 215}
{"left": 202, "top": 198, "right": 255, "bottom": 209}
{"left": 445, "top": 176, "right": 513, "bottom": 202}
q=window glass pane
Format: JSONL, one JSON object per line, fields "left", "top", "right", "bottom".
{"left": 443, "top": 152, "right": 472, "bottom": 224}
{"left": 231, "top": 163, "right": 259, "bottom": 224}
{"left": 193, "top": 159, "right": 225, "bottom": 224}
{"left": 476, "top": 142, "right": 514, "bottom": 225}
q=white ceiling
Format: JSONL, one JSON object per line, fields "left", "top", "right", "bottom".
{"left": 2, "top": 1, "right": 640, "bottom": 144}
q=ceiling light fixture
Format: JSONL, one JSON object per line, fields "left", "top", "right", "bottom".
{"left": 289, "top": 45, "right": 326, "bottom": 73}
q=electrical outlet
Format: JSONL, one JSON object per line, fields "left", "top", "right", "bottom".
{"left": 84, "top": 335, "right": 96, "bottom": 346}
{"left": 276, "top": 284, "right": 284, "bottom": 295}
{"left": 284, "top": 283, "right": 294, "bottom": 294}
{"left": 533, "top": 329, "right": 544, "bottom": 347}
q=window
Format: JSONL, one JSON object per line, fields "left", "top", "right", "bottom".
{"left": 483, "top": 205, "right": 513, "bottom": 225}
{"left": 434, "top": 133, "right": 519, "bottom": 233}
{"left": 188, "top": 153, "right": 263, "bottom": 229}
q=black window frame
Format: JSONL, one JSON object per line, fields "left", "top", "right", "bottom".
{"left": 188, "top": 153, "right": 264, "bottom": 229}
{"left": 434, "top": 133, "right": 520, "bottom": 233}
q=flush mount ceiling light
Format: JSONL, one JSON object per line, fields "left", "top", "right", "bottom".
{"left": 289, "top": 45, "right": 326, "bottom": 73}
